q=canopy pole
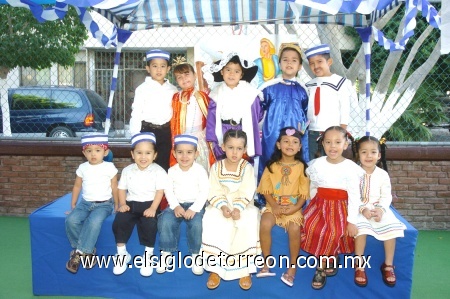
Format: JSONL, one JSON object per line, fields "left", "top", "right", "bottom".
{"left": 356, "top": 27, "right": 373, "bottom": 137}
{"left": 104, "top": 29, "right": 133, "bottom": 135}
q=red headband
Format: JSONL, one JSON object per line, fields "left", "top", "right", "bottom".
{"left": 82, "top": 143, "right": 108, "bottom": 151}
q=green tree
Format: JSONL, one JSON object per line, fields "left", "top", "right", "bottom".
{"left": 0, "top": 5, "right": 87, "bottom": 136}
{"left": 0, "top": 5, "right": 87, "bottom": 78}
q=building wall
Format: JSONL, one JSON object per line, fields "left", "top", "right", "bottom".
{"left": 0, "top": 155, "right": 131, "bottom": 215}
{"left": 0, "top": 143, "right": 449, "bottom": 230}
{"left": 390, "top": 161, "right": 450, "bottom": 230}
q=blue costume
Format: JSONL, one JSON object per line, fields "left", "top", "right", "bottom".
{"left": 259, "top": 78, "right": 309, "bottom": 193}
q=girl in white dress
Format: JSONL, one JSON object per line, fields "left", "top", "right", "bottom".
{"left": 201, "top": 129, "right": 260, "bottom": 291}
{"left": 354, "top": 136, "right": 406, "bottom": 287}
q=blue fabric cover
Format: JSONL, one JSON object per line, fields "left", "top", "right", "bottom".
{"left": 30, "top": 193, "right": 417, "bottom": 299}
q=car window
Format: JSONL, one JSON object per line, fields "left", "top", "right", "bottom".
{"left": 11, "top": 89, "right": 52, "bottom": 110}
{"left": 51, "top": 90, "right": 83, "bottom": 109}
{"left": 85, "top": 89, "right": 107, "bottom": 109}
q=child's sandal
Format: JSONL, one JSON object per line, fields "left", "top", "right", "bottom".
{"left": 281, "top": 272, "right": 295, "bottom": 287}
{"left": 239, "top": 275, "right": 252, "bottom": 290}
{"left": 354, "top": 268, "right": 368, "bottom": 287}
{"left": 312, "top": 268, "right": 326, "bottom": 290}
{"left": 380, "top": 263, "right": 396, "bottom": 287}
{"left": 206, "top": 272, "right": 221, "bottom": 289}
{"left": 324, "top": 255, "right": 340, "bottom": 277}
{"left": 256, "top": 267, "right": 276, "bottom": 278}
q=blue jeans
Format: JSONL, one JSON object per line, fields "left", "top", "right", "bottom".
{"left": 65, "top": 198, "right": 113, "bottom": 254}
{"left": 158, "top": 202, "right": 204, "bottom": 254}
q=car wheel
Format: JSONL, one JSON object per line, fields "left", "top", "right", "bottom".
{"left": 49, "top": 126, "right": 74, "bottom": 138}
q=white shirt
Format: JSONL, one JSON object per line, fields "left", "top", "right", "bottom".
{"left": 129, "top": 77, "right": 178, "bottom": 135}
{"left": 76, "top": 161, "right": 118, "bottom": 202}
{"left": 165, "top": 162, "right": 209, "bottom": 212}
{"left": 118, "top": 163, "right": 168, "bottom": 202}
{"left": 306, "top": 156, "right": 364, "bottom": 224}
{"left": 306, "top": 74, "right": 356, "bottom": 132}
{"left": 184, "top": 94, "right": 204, "bottom": 133}
{"left": 210, "top": 81, "right": 260, "bottom": 156}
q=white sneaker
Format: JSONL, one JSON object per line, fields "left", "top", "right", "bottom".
{"left": 156, "top": 252, "right": 172, "bottom": 274}
{"left": 191, "top": 254, "right": 204, "bottom": 275}
{"left": 140, "top": 252, "right": 153, "bottom": 277}
{"left": 113, "top": 252, "right": 131, "bottom": 275}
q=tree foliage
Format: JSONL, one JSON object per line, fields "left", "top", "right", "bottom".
{"left": 0, "top": 5, "right": 87, "bottom": 76}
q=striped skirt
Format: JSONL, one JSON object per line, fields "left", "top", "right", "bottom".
{"left": 301, "top": 188, "right": 354, "bottom": 256}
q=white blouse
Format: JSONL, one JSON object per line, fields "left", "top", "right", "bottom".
{"left": 306, "top": 156, "right": 364, "bottom": 224}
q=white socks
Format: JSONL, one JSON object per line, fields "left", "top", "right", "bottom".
{"left": 113, "top": 245, "right": 131, "bottom": 276}
{"left": 117, "top": 245, "right": 127, "bottom": 254}
{"left": 140, "top": 247, "right": 154, "bottom": 277}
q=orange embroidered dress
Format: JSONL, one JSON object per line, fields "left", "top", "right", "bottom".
{"left": 170, "top": 87, "right": 214, "bottom": 171}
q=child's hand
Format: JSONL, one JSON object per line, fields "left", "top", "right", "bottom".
{"left": 362, "top": 208, "right": 372, "bottom": 220}
{"left": 282, "top": 204, "right": 299, "bottom": 216}
{"left": 346, "top": 223, "right": 358, "bottom": 237}
{"left": 64, "top": 209, "right": 72, "bottom": 215}
{"left": 174, "top": 206, "right": 186, "bottom": 218}
{"left": 271, "top": 204, "right": 283, "bottom": 218}
{"left": 231, "top": 208, "right": 240, "bottom": 220}
{"left": 117, "top": 204, "right": 130, "bottom": 213}
{"left": 221, "top": 206, "right": 232, "bottom": 218}
{"left": 184, "top": 209, "right": 196, "bottom": 220}
{"left": 144, "top": 207, "right": 157, "bottom": 218}
{"left": 371, "top": 208, "right": 383, "bottom": 222}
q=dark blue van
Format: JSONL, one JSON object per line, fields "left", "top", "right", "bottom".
{"left": 1, "top": 86, "right": 114, "bottom": 138}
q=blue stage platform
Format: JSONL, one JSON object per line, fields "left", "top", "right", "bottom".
{"left": 29, "top": 193, "right": 417, "bottom": 299}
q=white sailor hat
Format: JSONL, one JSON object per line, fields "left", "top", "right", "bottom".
{"left": 146, "top": 49, "right": 170, "bottom": 62}
{"left": 174, "top": 134, "right": 198, "bottom": 146}
{"left": 305, "top": 44, "right": 331, "bottom": 59}
{"left": 131, "top": 132, "right": 156, "bottom": 147}
{"left": 81, "top": 133, "right": 108, "bottom": 147}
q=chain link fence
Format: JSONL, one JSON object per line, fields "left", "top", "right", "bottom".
{"left": 0, "top": 4, "right": 448, "bottom": 143}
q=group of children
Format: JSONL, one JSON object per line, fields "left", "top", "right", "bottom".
{"left": 64, "top": 43, "right": 406, "bottom": 291}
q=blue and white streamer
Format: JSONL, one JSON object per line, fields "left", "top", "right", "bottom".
{"left": 5, "top": 0, "right": 68, "bottom": 22}
{"left": 4, "top": 0, "right": 137, "bottom": 48}
{"left": 288, "top": 0, "right": 441, "bottom": 52}
{"left": 286, "top": 0, "right": 397, "bottom": 16}
{"left": 372, "top": 0, "right": 441, "bottom": 51}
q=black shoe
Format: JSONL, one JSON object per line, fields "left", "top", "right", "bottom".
{"left": 325, "top": 255, "right": 340, "bottom": 277}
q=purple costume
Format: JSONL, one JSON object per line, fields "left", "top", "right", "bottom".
{"left": 206, "top": 81, "right": 263, "bottom": 159}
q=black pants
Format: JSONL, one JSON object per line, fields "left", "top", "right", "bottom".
{"left": 141, "top": 121, "right": 171, "bottom": 171}
{"left": 112, "top": 201, "right": 159, "bottom": 247}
